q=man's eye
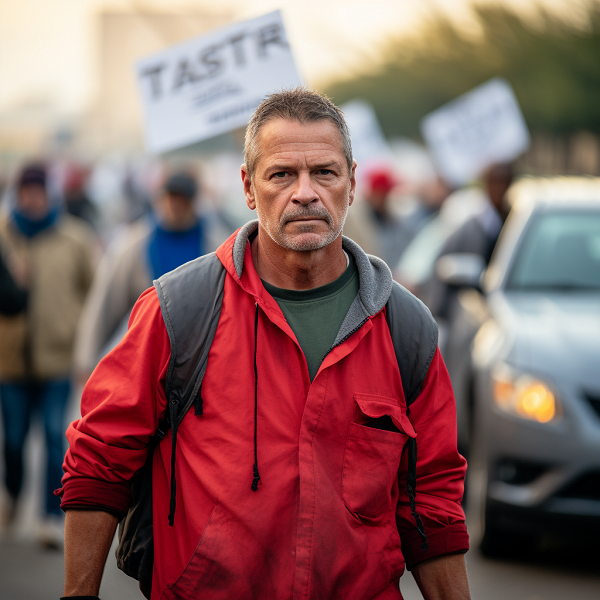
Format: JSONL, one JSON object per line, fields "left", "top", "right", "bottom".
{"left": 317, "top": 169, "right": 333, "bottom": 176}
{"left": 272, "top": 172, "right": 288, "bottom": 178}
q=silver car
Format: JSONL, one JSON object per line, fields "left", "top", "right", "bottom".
{"left": 440, "top": 177, "right": 600, "bottom": 554}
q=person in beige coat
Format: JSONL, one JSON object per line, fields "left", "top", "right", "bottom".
{"left": 0, "top": 163, "right": 96, "bottom": 547}
{"left": 73, "top": 171, "right": 231, "bottom": 381}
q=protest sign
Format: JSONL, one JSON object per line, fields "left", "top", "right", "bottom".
{"left": 341, "top": 100, "right": 393, "bottom": 168}
{"left": 420, "top": 78, "right": 530, "bottom": 186}
{"left": 135, "top": 11, "right": 302, "bottom": 154}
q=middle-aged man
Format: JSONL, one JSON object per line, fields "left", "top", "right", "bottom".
{"left": 59, "top": 88, "right": 470, "bottom": 600}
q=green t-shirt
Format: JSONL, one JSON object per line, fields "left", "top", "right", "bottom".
{"left": 262, "top": 255, "right": 359, "bottom": 381}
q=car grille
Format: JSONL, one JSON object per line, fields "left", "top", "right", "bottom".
{"left": 557, "top": 471, "right": 600, "bottom": 501}
{"left": 584, "top": 391, "right": 600, "bottom": 419}
{"left": 494, "top": 459, "right": 549, "bottom": 485}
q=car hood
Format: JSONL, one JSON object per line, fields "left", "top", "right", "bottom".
{"left": 490, "top": 291, "right": 600, "bottom": 390}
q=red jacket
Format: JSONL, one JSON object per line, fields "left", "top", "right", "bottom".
{"left": 60, "top": 223, "right": 468, "bottom": 600}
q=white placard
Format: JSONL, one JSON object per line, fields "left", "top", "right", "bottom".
{"left": 420, "top": 78, "right": 530, "bottom": 186}
{"left": 135, "top": 11, "right": 302, "bottom": 154}
{"left": 341, "top": 100, "right": 393, "bottom": 168}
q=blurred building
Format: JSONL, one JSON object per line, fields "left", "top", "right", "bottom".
{"left": 0, "top": 9, "right": 233, "bottom": 163}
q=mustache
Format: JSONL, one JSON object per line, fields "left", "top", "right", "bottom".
{"left": 280, "top": 206, "right": 333, "bottom": 226}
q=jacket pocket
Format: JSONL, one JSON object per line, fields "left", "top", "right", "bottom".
{"left": 160, "top": 505, "right": 278, "bottom": 600}
{"left": 160, "top": 505, "right": 220, "bottom": 599}
{"left": 342, "top": 393, "right": 416, "bottom": 519}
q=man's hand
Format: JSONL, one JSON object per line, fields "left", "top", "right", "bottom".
{"left": 63, "top": 510, "right": 119, "bottom": 597}
{"left": 411, "top": 553, "right": 471, "bottom": 600}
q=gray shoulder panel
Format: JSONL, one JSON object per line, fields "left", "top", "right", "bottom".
{"left": 386, "top": 282, "right": 439, "bottom": 406}
{"left": 154, "top": 252, "right": 226, "bottom": 424}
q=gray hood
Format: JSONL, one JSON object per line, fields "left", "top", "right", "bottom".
{"left": 231, "top": 220, "right": 394, "bottom": 345}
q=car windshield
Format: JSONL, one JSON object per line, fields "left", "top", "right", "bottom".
{"left": 506, "top": 210, "right": 600, "bottom": 291}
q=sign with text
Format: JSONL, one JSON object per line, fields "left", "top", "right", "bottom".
{"left": 135, "top": 11, "right": 302, "bottom": 154}
{"left": 420, "top": 78, "right": 530, "bottom": 186}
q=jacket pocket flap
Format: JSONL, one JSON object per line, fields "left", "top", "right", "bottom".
{"left": 353, "top": 393, "right": 416, "bottom": 438}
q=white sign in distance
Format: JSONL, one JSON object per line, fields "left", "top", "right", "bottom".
{"left": 420, "top": 78, "right": 530, "bottom": 186}
{"left": 135, "top": 11, "right": 303, "bottom": 154}
{"left": 341, "top": 99, "right": 393, "bottom": 171}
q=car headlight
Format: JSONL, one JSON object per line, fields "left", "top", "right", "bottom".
{"left": 491, "top": 364, "right": 560, "bottom": 423}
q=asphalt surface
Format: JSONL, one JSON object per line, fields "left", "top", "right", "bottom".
{"left": 3, "top": 525, "right": 600, "bottom": 600}
{"left": 2, "top": 404, "right": 600, "bottom": 599}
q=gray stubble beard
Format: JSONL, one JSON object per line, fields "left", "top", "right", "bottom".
{"left": 262, "top": 202, "right": 349, "bottom": 252}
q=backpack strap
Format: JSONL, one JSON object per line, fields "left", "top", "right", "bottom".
{"left": 385, "top": 281, "right": 438, "bottom": 407}
{"left": 385, "top": 281, "right": 439, "bottom": 553}
{"left": 153, "top": 252, "right": 226, "bottom": 525}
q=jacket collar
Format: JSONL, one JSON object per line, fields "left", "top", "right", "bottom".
{"left": 230, "top": 220, "right": 393, "bottom": 340}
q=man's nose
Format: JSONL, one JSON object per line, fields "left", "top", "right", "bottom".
{"left": 291, "top": 172, "right": 318, "bottom": 205}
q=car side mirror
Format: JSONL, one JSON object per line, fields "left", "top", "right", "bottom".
{"left": 435, "top": 253, "right": 486, "bottom": 290}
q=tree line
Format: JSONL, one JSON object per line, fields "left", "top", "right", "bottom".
{"left": 326, "top": 2, "right": 600, "bottom": 141}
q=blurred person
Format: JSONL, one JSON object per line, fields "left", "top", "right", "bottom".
{"left": 395, "top": 175, "right": 453, "bottom": 258}
{"left": 392, "top": 186, "right": 488, "bottom": 300}
{"left": 59, "top": 88, "right": 469, "bottom": 600}
{"left": 0, "top": 163, "right": 96, "bottom": 546}
{"left": 0, "top": 246, "right": 27, "bottom": 315}
{"left": 62, "top": 162, "right": 100, "bottom": 231}
{"left": 343, "top": 165, "right": 410, "bottom": 266}
{"left": 424, "top": 162, "right": 514, "bottom": 324}
{"left": 73, "top": 171, "right": 231, "bottom": 382}
{"left": 421, "top": 164, "right": 514, "bottom": 454}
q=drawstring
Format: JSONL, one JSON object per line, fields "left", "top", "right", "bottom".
{"left": 406, "top": 412, "right": 428, "bottom": 550}
{"left": 167, "top": 303, "right": 261, "bottom": 527}
{"left": 166, "top": 302, "right": 423, "bottom": 545}
{"left": 251, "top": 303, "right": 261, "bottom": 491}
{"left": 167, "top": 397, "right": 179, "bottom": 526}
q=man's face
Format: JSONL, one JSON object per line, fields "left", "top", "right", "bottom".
{"left": 18, "top": 184, "right": 49, "bottom": 220}
{"left": 242, "top": 118, "right": 356, "bottom": 252}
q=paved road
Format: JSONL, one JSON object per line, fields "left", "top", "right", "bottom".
{"left": 2, "top": 525, "right": 600, "bottom": 600}
{"left": 2, "top": 407, "right": 600, "bottom": 599}
{"left": 3, "top": 498, "right": 600, "bottom": 600}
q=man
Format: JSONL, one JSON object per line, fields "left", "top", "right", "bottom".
{"left": 0, "top": 163, "right": 96, "bottom": 546}
{"left": 422, "top": 163, "right": 514, "bottom": 458}
{"left": 424, "top": 162, "right": 514, "bottom": 325}
{"left": 59, "top": 89, "right": 470, "bottom": 600}
{"left": 73, "top": 170, "right": 230, "bottom": 380}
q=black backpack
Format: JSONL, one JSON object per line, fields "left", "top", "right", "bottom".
{"left": 116, "top": 252, "right": 437, "bottom": 598}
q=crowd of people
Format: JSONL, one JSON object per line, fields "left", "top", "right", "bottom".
{"left": 0, "top": 159, "right": 232, "bottom": 548}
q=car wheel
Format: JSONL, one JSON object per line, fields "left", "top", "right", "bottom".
{"left": 479, "top": 501, "right": 537, "bottom": 558}
{"left": 468, "top": 461, "right": 537, "bottom": 558}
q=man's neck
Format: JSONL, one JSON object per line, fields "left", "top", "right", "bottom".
{"left": 251, "top": 228, "right": 347, "bottom": 291}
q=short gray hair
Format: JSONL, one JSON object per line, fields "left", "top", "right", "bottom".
{"left": 244, "top": 87, "right": 353, "bottom": 178}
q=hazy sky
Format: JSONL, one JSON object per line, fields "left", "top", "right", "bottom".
{"left": 0, "top": 0, "right": 592, "bottom": 114}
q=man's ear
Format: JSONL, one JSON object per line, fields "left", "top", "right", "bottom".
{"left": 241, "top": 165, "right": 256, "bottom": 210}
{"left": 348, "top": 161, "right": 357, "bottom": 207}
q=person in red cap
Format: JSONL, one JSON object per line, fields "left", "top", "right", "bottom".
{"left": 343, "top": 165, "right": 409, "bottom": 267}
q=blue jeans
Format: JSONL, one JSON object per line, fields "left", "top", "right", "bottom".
{"left": 0, "top": 379, "right": 71, "bottom": 517}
